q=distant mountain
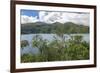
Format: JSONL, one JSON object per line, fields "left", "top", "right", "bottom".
{"left": 21, "top": 22, "right": 89, "bottom": 34}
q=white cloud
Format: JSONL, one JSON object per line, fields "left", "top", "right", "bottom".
{"left": 66, "top": 13, "right": 90, "bottom": 26}
{"left": 21, "top": 15, "right": 39, "bottom": 24}
{"left": 39, "top": 11, "right": 47, "bottom": 22}
{"left": 21, "top": 11, "right": 90, "bottom": 26}
{"left": 39, "top": 11, "right": 64, "bottom": 23}
{"left": 39, "top": 11, "right": 90, "bottom": 26}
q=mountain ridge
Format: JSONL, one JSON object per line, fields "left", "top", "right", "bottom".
{"left": 21, "top": 21, "right": 89, "bottom": 26}
{"left": 21, "top": 22, "right": 89, "bottom": 34}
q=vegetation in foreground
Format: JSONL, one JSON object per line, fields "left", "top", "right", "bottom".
{"left": 21, "top": 35, "right": 89, "bottom": 63}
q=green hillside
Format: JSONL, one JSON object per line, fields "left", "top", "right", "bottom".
{"left": 21, "top": 22, "right": 89, "bottom": 34}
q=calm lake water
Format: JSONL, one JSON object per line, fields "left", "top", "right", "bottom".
{"left": 21, "top": 34, "right": 89, "bottom": 55}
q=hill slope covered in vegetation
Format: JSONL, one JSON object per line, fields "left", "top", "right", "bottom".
{"left": 21, "top": 22, "right": 89, "bottom": 34}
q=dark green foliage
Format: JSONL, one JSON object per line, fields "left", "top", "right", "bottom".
{"left": 21, "top": 54, "right": 48, "bottom": 63}
{"left": 21, "top": 54, "right": 34, "bottom": 62}
{"left": 21, "top": 40, "right": 29, "bottom": 49}
{"left": 21, "top": 35, "right": 89, "bottom": 62}
{"left": 21, "top": 22, "right": 89, "bottom": 34}
{"left": 66, "top": 35, "right": 89, "bottom": 60}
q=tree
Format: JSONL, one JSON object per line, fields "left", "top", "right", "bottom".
{"left": 21, "top": 40, "right": 29, "bottom": 49}
{"left": 67, "top": 35, "right": 89, "bottom": 60}
{"left": 32, "top": 35, "right": 49, "bottom": 61}
{"left": 21, "top": 34, "right": 89, "bottom": 62}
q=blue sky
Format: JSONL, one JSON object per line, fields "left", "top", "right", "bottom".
{"left": 21, "top": 9, "right": 39, "bottom": 19}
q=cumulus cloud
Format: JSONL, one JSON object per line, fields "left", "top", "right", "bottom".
{"left": 21, "top": 11, "right": 90, "bottom": 26}
{"left": 39, "top": 11, "right": 90, "bottom": 26}
{"left": 21, "top": 15, "right": 39, "bottom": 24}
{"left": 39, "top": 11, "right": 63, "bottom": 23}
{"left": 39, "top": 11, "right": 47, "bottom": 22}
{"left": 65, "top": 13, "right": 90, "bottom": 26}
